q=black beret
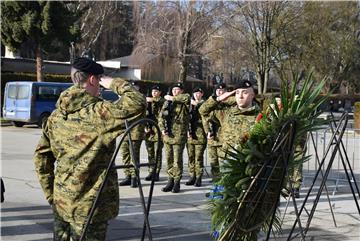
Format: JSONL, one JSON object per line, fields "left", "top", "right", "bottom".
{"left": 193, "top": 87, "right": 204, "bottom": 93}
{"left": 172, "top": 82, "right": 184, "bottom": 89}
{"left": 234, "top": 80, "right": 252, "bottom": 89}
{"left": 215, "top": 83, "right": 226, "bottom": 90}
{"left": 72, "top": 57, "right": 104, "bottom": 75}
{"left": 151, "top": 85, "right": 161, "bottom": 91}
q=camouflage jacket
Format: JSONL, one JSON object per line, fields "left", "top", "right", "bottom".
{"left": 145, "top": 96, "right": 165, "bottom": 142}
{"left": 187, "top": 99, "right": 207, "bottom": 145}
{"left": 121, "top": 92, "right": 146, "bottom": 141}
{"left": 159, "top": 93, "right": 191, "bottom": 145}
{"left": 34, "top": 78, "right": 146, "bottom": 224}
{"left": 199, "top": 96, "right": 236, "bottom": 147}
{"left": 200, "top": 97, "right": 259, "bottom": 150}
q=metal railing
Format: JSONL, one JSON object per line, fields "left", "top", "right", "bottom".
{"left": 303, "top": 126, "right": 360, "bottom": 194}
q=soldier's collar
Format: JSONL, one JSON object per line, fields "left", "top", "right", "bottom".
{"left": 238, "top": 105, "right": 256, "bottom": 113}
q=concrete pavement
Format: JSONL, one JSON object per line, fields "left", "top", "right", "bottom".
{"left": 1, "top": 125, "right": 359, "bottom": 240}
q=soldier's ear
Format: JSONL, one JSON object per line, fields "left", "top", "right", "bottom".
{"left": 88, "top": 75, "right": 98, "bottom": 86}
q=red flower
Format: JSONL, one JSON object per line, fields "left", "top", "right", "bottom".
{"left": 255, "top": 113, "right": 263, "bottom": 123}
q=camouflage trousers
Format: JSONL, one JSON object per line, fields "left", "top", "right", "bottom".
{"left": 54, "top": 209, "right": 108, "bottom": 241}
{"left": 120, "top": 140, "right": 142, "bottom": 177}
{"left": 289, "top": 163, "right": 303, "bottom": 189}
{"left": 208, "top": 145, "right": 225, "bottom": 181}
{"left": 288, "top": 140, "right": 306, "bottom": 189}
{"left": 186, "top": 143, "right": 206, "bottom": 178}
{"left": 145, "top": 140, "right": 163, "bottom": 174}
{"left": 164, "top": 143, "right": 186, "bottom": 181}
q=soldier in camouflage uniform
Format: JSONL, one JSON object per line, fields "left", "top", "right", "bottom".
{"left": 289, "top": 137, "right": 307, "bottom": 198}
{"left": 159, "top": 83, "right": 190, "bottom": 193}
{"left": 185, "top": 87, "right": 207, "bottom": 187}
{"left": 199, "top": 83, "right": 228, "bottom": 182}
{"left": 34, "top": 58, "right": 146, "bottom": 241}
{"left": 200, "top": 80, "right": 259, "bottom": 161}
{"left": 119, "top": 81, "right": 146, "bottom": 188}
{"left": 118, "top": 127, "right": 145, "bottom": 188}
{"left": 144, "top": 85, "right": 165, "bottom": 181}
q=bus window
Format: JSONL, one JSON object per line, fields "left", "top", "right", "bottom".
{"left": 17, "top": 85, "right": 30, "bottom": 99}
{"left": 37, "top": 86, "right": 61, "bottom": 101}
{"left": 7, "top": 85, "right": 30, "bottom": 99}
{"left": 8, "top": 85, "right": 17, "bottom": 99}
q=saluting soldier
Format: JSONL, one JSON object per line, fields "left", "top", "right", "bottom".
{"left": 159, "top": 83, "right": 190, "bottom": 193}
{"left": 144, "top": 85, "right": 165, "bottom": 181}
{"left": 34, "top": 58, "right": 146, "bottom": 241}
{"left": 119, "top": 81, "right": 146, "bottom": 188}
{"left": 200, "top": 80, "right": 259, "bottom": 161}
{"left": 199, "top": 83, "right": 229, "bottom": 182}
{"left": 185, "top": 87, "right": 207, "bottom": 187}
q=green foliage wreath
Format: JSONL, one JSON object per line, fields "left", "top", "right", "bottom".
{"left": 210, "top": 72, "right": 329, "bottom": 241}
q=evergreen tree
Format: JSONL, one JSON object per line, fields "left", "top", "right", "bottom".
{"left": 1, "top": 1, "right": 80, "bottom": 81}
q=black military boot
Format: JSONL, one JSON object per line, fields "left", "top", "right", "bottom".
{"left": 185, "top": 176, "right": 196, "bottom": 186}
{"left": 154, "top": 172, "right": 160, "bottom": 181}
{"left": 162, "top": 178, "right": 174, "bottom": 192}
{"left": 131, "top": 177, "right": 138, "bottom": 188}
{"left": 293, "top": 188, "right": 300, "bottom": 198}
{"left": 119, "top": 176, "right": 131, "bottom": 186}
{"left": 144, "top": 172, "right": 153, "bottom": 181}
{"left": 194, "top": 177, "right": 202, "bottom": 187}
{"left": 145, "top": 172, "right": 160, "bottom": 181}
{"left": 172, "top": 180, "right": 181, "bottom": 193}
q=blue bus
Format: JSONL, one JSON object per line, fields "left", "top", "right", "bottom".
{"left": 2, "top": 81, "right": 119, "bottom": 127}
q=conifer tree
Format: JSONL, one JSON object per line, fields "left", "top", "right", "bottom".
{"left": 1, "top": 1, "right": 79, "bottom": 81}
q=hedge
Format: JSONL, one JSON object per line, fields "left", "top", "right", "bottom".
{"left": 355, "top": 102, "right": 360, "bottom": 133}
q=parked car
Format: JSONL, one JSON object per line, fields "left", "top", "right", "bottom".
{"left": 2, "top": 81, "right": 119, "bottom": 127}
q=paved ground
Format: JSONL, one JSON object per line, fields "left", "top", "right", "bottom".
{"left": 1, "top": 124, "right": 359, "bottom": 241}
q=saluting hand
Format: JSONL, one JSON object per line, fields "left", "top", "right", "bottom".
{"left": 191, "top": 99, "right": 198, "bottom": 106}
{"left": 164, "top": 95, "right": 174, "bottom": 101}
{"left": 216, "top": 90, "right": 236, "bottom": 102}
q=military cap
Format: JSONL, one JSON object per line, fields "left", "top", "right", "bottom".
{"left": 215, "top": 83, "right": 226, "bottom": 90}
{"left": 72, "top": 57, "right": 104, "bottom": 75}
{"left": 192, "top": 87, "right": 204, "bottom": 93}
{"left": 172, "top": 82, "right": 184, "bottom": 89}
{"left": 131, "top": 81, "right": 139, "bottom": 86}
{"left": 130, "top": 81, "right": 141, "bottom": 90}
{"left": 151, "top": 85, "right": 161, "bottom": 91}
{"left": 234, "top": 79, "right": 252, "bottom": 89}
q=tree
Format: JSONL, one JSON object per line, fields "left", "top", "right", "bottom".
{"left": 267, "top": 2, "right": 360, "bottom": 94}
{"left": 134, "top": 1, "right": 221, "bottom": 83}
{"left": 211, "top": 1, "right": 359, "bottom": 95}
{"left": 296, "top": 2, "right": 360, "bottom": 93}
{"left": 1, "top": 1, "right": 79, "bottom": 81}
{"left": 222, "top": 1, "right": 300, "bottom": 94}
{"left": 71, "top": 1, "right": 134, "bottom": 60}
